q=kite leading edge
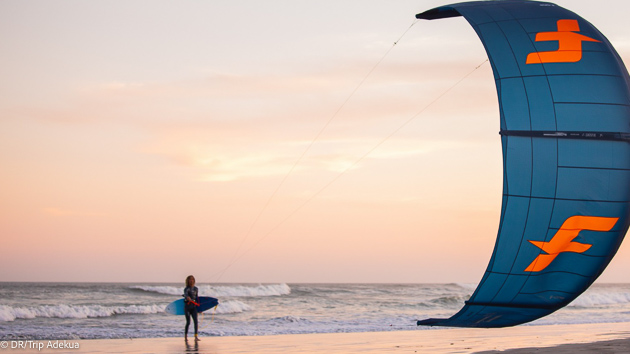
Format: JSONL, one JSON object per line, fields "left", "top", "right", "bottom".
{"left": 416, "top": 0, "right": 630, "bottom": 327}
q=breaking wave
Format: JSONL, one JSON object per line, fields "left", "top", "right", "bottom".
{"left": 0, "top": 304, "right": 164, "bottom": 322}
{"left": 0, "top": 300, "right": 251, "bottom": 322}
{"left": 207, "top": 284, "right": 291, "bottom": 297}
{"left": 570, "top": 290, "right": 630, "bottom": 307}
{"left": 131, "top": 283, "right": 291, "bottom": 298}
{"left": 215, "top": 300, "right": 251, "bottom": 314}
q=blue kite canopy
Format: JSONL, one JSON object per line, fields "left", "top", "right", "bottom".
{"left": 416, "top": 0, "right": 630, "bottom": 327}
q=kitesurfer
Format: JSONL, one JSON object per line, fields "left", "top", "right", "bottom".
{"left": 183, "top": 275, "right": 200, "bottom": 341}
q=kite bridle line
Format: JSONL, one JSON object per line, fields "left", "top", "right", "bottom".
{"left": 209, "top": 19, "right": 419, "bottom": 283}
{"left": 210, "top": 22, "right": 489, "bottom": 283}
{"left": 228, "top": 58, "right": 490, "bottom": 269}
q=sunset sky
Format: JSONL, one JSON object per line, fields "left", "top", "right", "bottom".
{"left": 2, "top": 0, "right": 629, "bottom": 283}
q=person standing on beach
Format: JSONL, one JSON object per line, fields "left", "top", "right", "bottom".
{"left": 183, "top": 275, "right": 200, "bottom": 341}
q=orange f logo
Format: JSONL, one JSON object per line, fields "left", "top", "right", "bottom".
{"left": 526, "top": 19, "right": 600, "bottom": 64}
{"left": 525, "top": 216, "right": 618, "bottom": 272}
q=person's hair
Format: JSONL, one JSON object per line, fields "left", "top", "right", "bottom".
{"left": 185, "top": 275, "right": 196, "bottom": 287}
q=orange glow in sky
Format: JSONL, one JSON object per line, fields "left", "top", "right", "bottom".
{"left": 1, "top": 0, "right": 629, "bottom": 283}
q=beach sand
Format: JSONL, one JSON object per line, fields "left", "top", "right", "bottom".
{"left": 14, "top": 322, "right": 630, "bottom": 353}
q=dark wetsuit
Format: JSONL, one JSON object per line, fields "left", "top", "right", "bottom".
{"left": 183, "top": 286, "right": 199, "bottom": 336}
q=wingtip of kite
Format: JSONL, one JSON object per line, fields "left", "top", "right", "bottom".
{"left": 417, "top": 318, "right": 447, "bottom": 326}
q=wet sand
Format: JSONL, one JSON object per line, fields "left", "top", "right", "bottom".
{"left": 14, "top": 321, "right": 630, "bottom": 353}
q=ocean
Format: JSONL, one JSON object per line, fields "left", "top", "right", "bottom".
{"left": 1, "top": 283, "right": 629, "bottom": 340}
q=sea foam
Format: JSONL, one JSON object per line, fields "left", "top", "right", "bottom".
{"left": 213, "top": 300, "right": 251, "bottom": 314}
{"left": 130, "top": 285, "right": 183, "bottom": 296}
{"left": 570, "top": 290, "right": 630, "bottom": 307}
{"left": 204, "top": 284, "right": 291, "bottom": 297}
{"left": 131, "top": 283, "right": 291, "bottom": 298}
{"left": 0, "top": 304, "right": 164, "bottom": 322}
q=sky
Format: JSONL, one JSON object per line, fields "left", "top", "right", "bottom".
{"left": 1, "top": 0, "right": 630, "bottom": 283}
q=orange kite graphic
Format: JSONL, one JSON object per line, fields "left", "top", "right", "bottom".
{"left": 525, "top": 215, "right": 618, "bottom": 272}
{"left": 526, "top": 19, "right": 600, "bottom": 64}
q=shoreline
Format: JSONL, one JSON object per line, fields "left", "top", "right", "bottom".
{"left": 10, "top": 321, "right": 630, "bottom": 353}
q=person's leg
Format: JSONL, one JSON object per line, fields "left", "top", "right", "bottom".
{"left": 192, "top": 308, "right": 199, "bottom": 340}
{"left": 184, "top": 309, "right": 191, "bottom": 339}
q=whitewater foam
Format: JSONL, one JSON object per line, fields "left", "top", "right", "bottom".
{"left": 130, "top": 283, "right": 291, "bottom": 298}
{"left": 205, "top": 284, "right": 291, "bottom": 297}
{"left": 130, "top": 285, "right": 182, "bottom": 296}
{"left": 570, "top": 290, "right": 630, "bottom": 307}
{"left": 215, "top": 300, "right": 251, "bottom": 314}
{"left": 0, "top": 304, "right": 165, "bottom": 322}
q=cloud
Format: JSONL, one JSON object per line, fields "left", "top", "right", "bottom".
{"left": 143, "top": 128, "right": 473, "bottom": 182}
{"left": 9, "top": 52, "right": 498, "bottom": 185}
{"left": 15, "top": 49, "right": 494, "bottom": 126}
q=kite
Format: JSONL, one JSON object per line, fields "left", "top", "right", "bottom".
{"left": 416, "top": 0, "right": 630, "bottom": 327}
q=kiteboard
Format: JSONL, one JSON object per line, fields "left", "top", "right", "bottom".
{"left": 165, "top": 296, "right": 219, "bottom": 315}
